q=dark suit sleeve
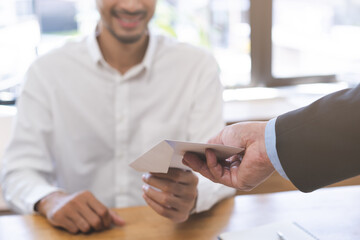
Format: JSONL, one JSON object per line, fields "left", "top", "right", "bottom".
{"left": 275, "top": 84, "right": 360, "bottom": 192}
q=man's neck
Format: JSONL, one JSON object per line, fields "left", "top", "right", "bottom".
{"left": 97, "top": 25, "right": 149, "bottom": 75}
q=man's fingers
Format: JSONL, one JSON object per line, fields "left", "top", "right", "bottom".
{"left": 182, "top": 153, "right": 205, "bottom": 171}
{"left": 207, "top": 130, "right": 224, "bottom": 145}
{"left": 86, "top": 194, "right": 112, "bottom": 230}
{"left": 143, "top": 175, "right": 180, "bottom": 195}
{"left": 40, "top": 191, "right": 118, "bottom": 234}
{"left": 143, "top": 172, "right": 197, "bottom": 197}
{"left": 66, "top": 211, "right": 91, "bottom": 233}
{"left": 74, "top": 203, "right": 103, "bottom": 231}
{"left": 53, "top": 217, "right": 79, "bottom": 234}
{"left": 109, "top": 210, "right": 126, "bottom": 226}
{"left": 203, "top": 149, "right": 241, "bottom": 188}
{"left": 142, "top": 169, "right": 198, "bottom": 223}
{"left": 230, "top": 165, "right": 244, "bottom": 190}
{"left": 143, "top": 192, "right": 185, "bottom": 223}
{"left": 205, "top": 149, "right": 224, "bottom": 179}
{"left": 143, "top": 185, "right": 184, "bottom": 210}
{"left": 46, "top": 201, "right": 85, "bottom": 234}
{"left": 182, "top": 153, "right": 216, "bottom": 181}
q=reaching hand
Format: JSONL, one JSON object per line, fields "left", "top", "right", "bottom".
{"left": 35, "top": 191, "right": 125, "bottom": 234}
{"left": 142, "top": 168, "right": 198, "bottom": 223}
{"left": 183, "top": 122, "right": 275, "bottom": 191}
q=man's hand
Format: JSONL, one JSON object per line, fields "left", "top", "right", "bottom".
{"left": 35, "top": 191, "right": 125, "bottom": 234}
{"left": 142, "top": 168, "right": 198, "bottom": 223}
{"left": 182, "top": 122, "right": 275, "bottom": 191}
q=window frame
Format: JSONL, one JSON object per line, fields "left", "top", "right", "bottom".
{"left": 250, "top": 0, "right": 337, "bottom": 87}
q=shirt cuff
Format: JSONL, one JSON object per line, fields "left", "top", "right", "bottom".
{"left": 265, "top": 118, "right": 289, "bottom": 180}
{"left": 25, "top": 186, "right": 63, "bottom": 214}
{"left": 194, "top": 174, "right": 235, "bottom": 213}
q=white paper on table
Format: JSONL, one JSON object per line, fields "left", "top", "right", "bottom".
{"left": 129, "top": 140, "right": 244, "bottom": 173}
{"left": 218, "top": 221, "right": 319, "bottom": 240}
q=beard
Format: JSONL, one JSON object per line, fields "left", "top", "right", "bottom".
{"left": 105, "top": 24, "right": 147, "bottom": 44}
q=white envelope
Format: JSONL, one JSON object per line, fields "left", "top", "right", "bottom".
{"left": 129, "top": 140, "right": 244, "bottom": 173}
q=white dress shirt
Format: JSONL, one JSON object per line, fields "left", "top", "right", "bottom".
{"left": 1, "top": 31, "right": 235, "bottom": 214}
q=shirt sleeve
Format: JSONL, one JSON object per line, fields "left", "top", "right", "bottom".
{"left": 187, "top": 53, "right": 236, "bottom": 213}
{"left": 0, "top": 64, "right": 62, "bottom": 214}
{"left": 194, "top": 173, "right": 235, "bottom": 213}
{"left": 265, "top": 118, "right": 289, "bottom": 180}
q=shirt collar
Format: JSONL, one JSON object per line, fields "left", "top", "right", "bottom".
{"left": 86, "top": 27, "right": 104, "bottom": 65}
{"left": 86, "top": 27, "right": 157, "bottom": 71}
{"left": 142, "top": 30, "right": 157, "bottom": 70}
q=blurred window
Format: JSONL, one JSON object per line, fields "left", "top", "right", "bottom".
{"left": 272, "top": 0, "right": 360, "bottom": 85}
{"left": 0, "top": 0, "right": 37, "bottom": 103}
{"left": 1, "top": 0, "right": 359, "bottom": 99}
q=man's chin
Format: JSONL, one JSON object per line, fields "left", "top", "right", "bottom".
{"left": 103, "top": 22, "right": 148, "bottom": 44}
{"left": 109, "top": 28, "right": 147, "bottom": 44}
{"left": 114, "top": 34, "right": 144, "bottom": 44}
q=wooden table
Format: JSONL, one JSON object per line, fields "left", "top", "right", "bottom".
{"left": 1, "top": 186, "right": 359, "bottom": 240}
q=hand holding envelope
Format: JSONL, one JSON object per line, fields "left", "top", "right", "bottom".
{"left": 183, "top": 122, "right": 276, "bottom": 191}
{"left": 130, "top": 140, "right": 244, "bottom": 173}
{"left": 130, "top": 140, "right": 243, "bottom": 223}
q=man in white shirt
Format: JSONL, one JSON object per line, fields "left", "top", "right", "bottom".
{"left": 1, "top": 0, "right": 235, "bottom": 234}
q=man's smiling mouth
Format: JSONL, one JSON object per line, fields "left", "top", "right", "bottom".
{"left": 112, "top": 10, "right": 146, "bottom": 29}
